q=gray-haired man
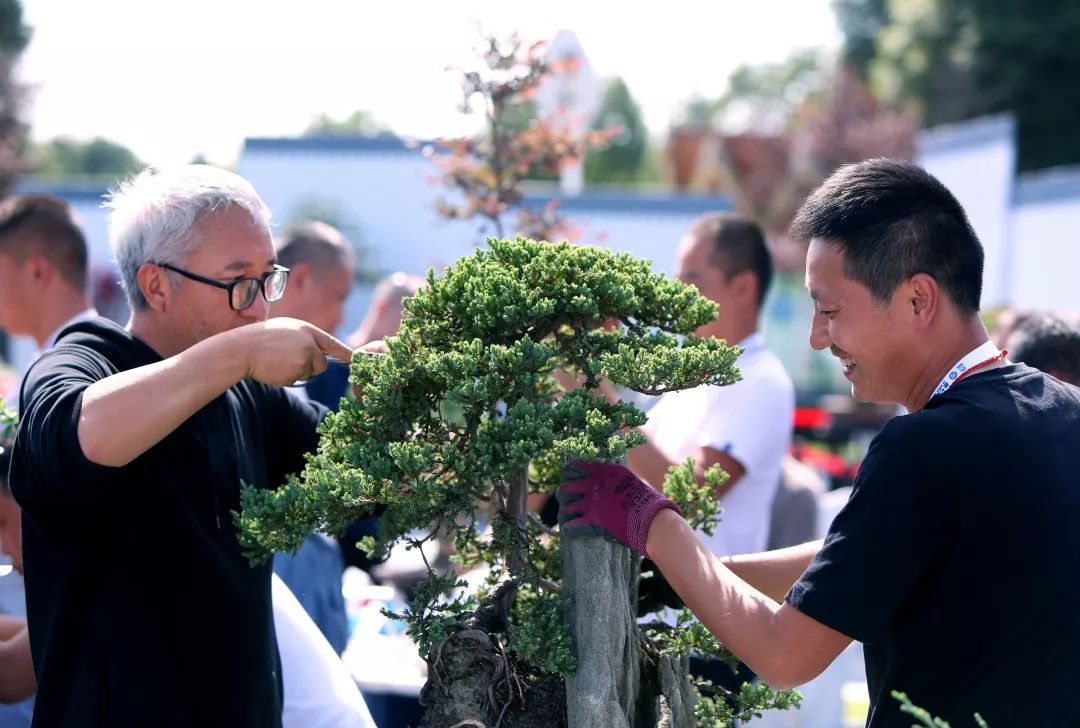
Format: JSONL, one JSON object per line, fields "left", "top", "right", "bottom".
{"left": 9, "top": 166, "right": 353, "bottom": 727}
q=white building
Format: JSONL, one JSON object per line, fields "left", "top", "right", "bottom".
{"left": 5, "top": 116, "right": 1078, "bottom": 384}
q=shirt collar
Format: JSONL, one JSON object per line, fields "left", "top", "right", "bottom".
{"left": 736, "top": 331, "right": 765, "bottom": 357}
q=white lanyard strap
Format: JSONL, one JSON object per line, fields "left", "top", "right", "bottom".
{"left": 931, "top": 340, "right": 1002, "bottom": 399}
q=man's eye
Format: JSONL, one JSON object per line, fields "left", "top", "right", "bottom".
{"left": 820, "top": 309, "right": 836, "bottom": 318}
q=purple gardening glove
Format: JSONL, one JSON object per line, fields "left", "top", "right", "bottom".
{"left": 557, "top": 460, "right": 682, "bottom": 558}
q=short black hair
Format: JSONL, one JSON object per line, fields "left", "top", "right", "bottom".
{"left": 789, "top": 158, "right": 984, "bottom": 314}
{"left": 0, "top": 195, "right": 88, "bottom": 292}
{"left": 276, "top": 221, "right": 352, "bottom": 272}
{"left": 690, "top": 213, "right": 773, "bottom": 308}
{"left": 1005, "top": 314, "right": 1080, "bottom": 385}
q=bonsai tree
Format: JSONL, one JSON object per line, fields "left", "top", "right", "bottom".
{"left": 239, "top": 236, "right": 800, "bottom": 726}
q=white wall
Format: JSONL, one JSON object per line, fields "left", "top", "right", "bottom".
{"left": 1009, "top": 167, "right": 1080, "bottom": 311}
{"left": 237, "top": 139, "right": 732, "bottom": 340}
{"left": 238, "top": 143, "right": 476, "bottom": 338}
{"left": 917, "top": 114, "right": 1017, "bottom": 309}
{"left": 21, "top": 122, "right": 1078, "bottom": 394}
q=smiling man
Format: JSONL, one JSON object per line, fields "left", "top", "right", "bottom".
{"left": 557, "top": 159, "right": 1080, "bottom": 727}
{"left": 7, "top": 166, "right": 353, "bottom": 727}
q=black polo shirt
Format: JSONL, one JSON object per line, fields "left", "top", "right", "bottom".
{"left": 788, "top": 364, "right": 1080, "bottom": 727}
{"left": 9, "top": 317, "right": 324, "bottom": 727}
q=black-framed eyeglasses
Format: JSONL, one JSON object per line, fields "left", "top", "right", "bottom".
{"left": 152, "top": 262, "right": 290, "bottom": 310}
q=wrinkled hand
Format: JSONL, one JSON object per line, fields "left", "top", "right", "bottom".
{"left": 557, "top": 461, "right": 682, "bottom": 558}
{"left": 235, "top": 318, "right": 352, "bottom": 387}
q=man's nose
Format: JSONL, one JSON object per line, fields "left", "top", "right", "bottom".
{"left": 809, "top": 309, "right": 830, "bottom": 351}
{"left": 243, "top": 294, "right": 271, "bottom": 321}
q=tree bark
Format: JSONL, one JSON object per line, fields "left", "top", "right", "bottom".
{"left": 652, "top": 653, "right": 696, "bottom": 728}
{"left": 507, "top": 467, "right": 530, "bottom": 577}
{"left": 562, "top": 532, "right": 641, "bottom": 727}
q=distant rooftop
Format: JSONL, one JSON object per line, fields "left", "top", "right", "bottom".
{"left": 15, "top": 178, "right": 109, "bottom": 203}
{"left": 244, "top": 134, "right": 423, "bottom": 155}
{"left": 244, "top": 135, "right": 732, "bottom": 215}
{"left": 917, "top": 113, "right": 1016, "bottom": 157}
{"left": 1015, "top": 165, "right": 1080, "bottom": 205}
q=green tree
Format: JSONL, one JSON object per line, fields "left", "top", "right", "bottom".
{"left": 668, "top": 51, "right": 915, "bottom": 233}
{"left": 238, "top": 236, "right": 799, "bottom": 727}
{"left": 966, "top": 0, "right": 1080, "bottom": 171}
{"left": 833, "top": 0, "right": 890, "bottom": 74}
{"left": 837, "top": 0, "right": 1080, "bottom": 170}
{"left": 713, "top": 49, "right": 833, "bottom": 132}
{"left": 584, "top": 77, "right": 647, "bottom": 185}
{"left": 0, "top": 0, "right": 30, "bottom": 195}
{"left": 29, "top": 136, "right": 145, "bottom": 179}
{"left": 304, "top": 110, "right": 393, "bottom": 137}
{"left": 673, "top": 50, "right": 832, "bottom": 135}
{"left": 867, "top": 0, "right": 981, "bottom": 128}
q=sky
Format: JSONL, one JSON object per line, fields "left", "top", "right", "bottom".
{"left": 18, "top": 0, "right": 841, "bottom": 168}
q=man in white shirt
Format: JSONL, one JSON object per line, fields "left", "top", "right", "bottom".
{"left": 627, "top": 213, "right": 795, "bottom": 557}
{"left": 0, "top": 196, "right": 97, "bottom": 378}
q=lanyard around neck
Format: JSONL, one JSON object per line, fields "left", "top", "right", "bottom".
{"left": 930, "top": 340, "right": 1004, "bottom": 399}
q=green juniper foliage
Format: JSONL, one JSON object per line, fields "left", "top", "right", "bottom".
{"left": 694, "top": 680, "right": 803, "bottom": 728}
{"left": 891, "top": 691, "right": 988, "bottom": 728}
{"left": 641, "top": 608, "right": 803, "bottom": 726}
{"left": 239, "top": 237, "right": 795, "bottom": 720}
{"left": 0, "top": 398, "right": 16, "bottom": 439}
{"left": 663, "top": 459, "right": 728, "bottom": 537}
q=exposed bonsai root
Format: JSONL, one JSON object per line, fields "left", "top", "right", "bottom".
{"left": 422, "top": 627, "right": 565, "bottom": 728}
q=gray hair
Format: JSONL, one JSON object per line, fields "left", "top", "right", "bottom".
{"left": 104, "top": 165, "right": 272, "bottom": 310}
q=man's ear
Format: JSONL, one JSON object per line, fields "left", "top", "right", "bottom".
{"left": 28, "top": 254, "right": 54, "bottom": 287}
{"left": 289, "top": 263, "right": 311, "bottom": 294}
{"left": 137, "top": 263, "right": 171, "bottom": 312}
{"left": 908, "top": 273, "right": 940, "bottom": 328}
{"left": 731, "top": 269, "right": 758, "bottom": 306}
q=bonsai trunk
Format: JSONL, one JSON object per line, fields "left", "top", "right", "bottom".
{"left": 562, "top": 532, "right": 641, "bottom": 727}
{"left": 562, "top": 534, "right": 697, "bottom": 728}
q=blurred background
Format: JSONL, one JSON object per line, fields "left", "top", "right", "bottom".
{"left": 0, "top": 1, "right": 1077, "bottom": 723}
{"left": 4, "top": 0, "right": 1077, "bottom": 488}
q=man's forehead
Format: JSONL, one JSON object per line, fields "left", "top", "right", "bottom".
{"left": 188, "top": 244, "right": 275, "bottom": 275}
{"left": 804, "top": 239, "right": 846, "bottom": 296}
{"left": 190, "top": 211, "right": 275, "bottom": 270}
{"left": 221, "top": 256, "right": 275, "bottom": 272}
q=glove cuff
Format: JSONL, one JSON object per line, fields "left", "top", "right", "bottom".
{"left": 629, "top": 496, "right": 682, "bottom": 558}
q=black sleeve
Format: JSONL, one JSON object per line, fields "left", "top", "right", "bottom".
{"left": 785, "top": 423, "right": 952, "bottom": 644}
{"left": 11, "top": 346, "right": 123, "bottom": 511}
{"left": 267, "top": 387, "right": 328, "bottom": 488}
